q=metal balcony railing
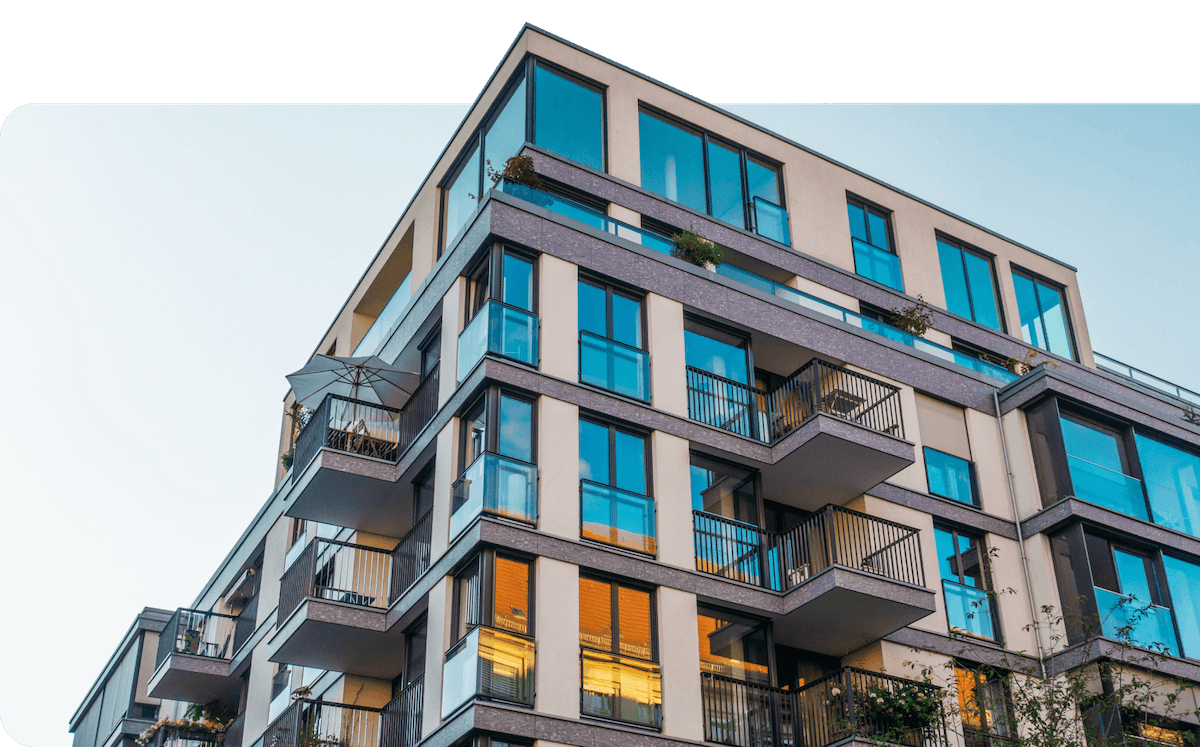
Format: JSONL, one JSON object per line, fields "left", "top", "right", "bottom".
{"left": 701, "top": 672, "right": 797, "bottom": 747}
{"left": 262, "top": 700, "right": 381, "bottom": 747}
{"left": 145, "top": 725, "right": 223, "bottom": 747}
{"left": 156, "top": 608, "right": 242, "bottom": 668}
{"left": 686, "top": 358, "right": 904, "bottom": 445}
{"left": 793, "top": 668, "right": 942, "bottom": 747}
{"left": 278, "top": 539, "right": 392, "bottom": 624}
{"left": 397, "top": 362, "right": 439, "bottom": 452}
{"left": 693, "top": 505, "right": 925, "bottom": 592}
{"left": 389, "top": 512, "right": 432, "bottom": 601}
{"left": 380, "top": 676, "right": 423, "bottom": 747}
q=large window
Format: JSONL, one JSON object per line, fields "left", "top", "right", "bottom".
{"left": 955, "top": 665, "right": 1014, "bottom": 747}
{"left": 847, "top": 195, "right": 903, "bottom": 291}
{"left": 1060, "top": 412, "right": 1147, "bottom": 520}
{"left": 935, "top": 526, "right": 999, "bottom": 642}
{"left": 579, "top": 417, "right": 654, "bottom": 554}
{"left": 696, "top": 607, "right": 770, "bottom": 685}
{"left": 1084, "top": 533, "right": 1178, "bottom": 655}
{"left": 452, "top": 551, "right": 533, "bottom": 642}
{"left": 457, "top": 246, "right": 538, "bottom": 379}
{"left": 917, "top": 394, "right": 978, "bottom": 507}
{"left": 1162, "top": 554, "right": 1200, "bottom": 660}
{"left": 440, "top": 59, "right": 606, "bottom": 253}
{"left": 578, "top": 277, "right": 649, "bottom": 401}
{"left": 580, "top": 576, "right": 661, "bottom": 728}
{"left": 451, "top": 387, "right": 537, "bottom": 537}
{"left": 937, "top": 236, "right": 1004, "bottom": 331}
{"left": 1135, "top": 433, "right": 1200, "bottom": 537}
{"left": 638, "top": 107, "right": 788, "bottom": 245}
{"left": 1012, "top": 269, "right": 1075, "bottom": 361}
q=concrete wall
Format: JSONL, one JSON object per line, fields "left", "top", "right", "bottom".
{"left": 537, "top": 396, "right": 580, "bottom": 541}
{"left": 534, "top": 558, "right": 580, "bottom": 719}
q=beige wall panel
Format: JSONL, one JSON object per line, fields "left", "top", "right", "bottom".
{"left": 429, "top": 421, "right": 459, "bottom": 559}
{"left": 787, "top": 274, "right": 859, "bottom": 311}
{"left": 534, "top": 558, "right": 580, "bottom": 719}
{"left": 1002, "top": 409, "right": 1044, "bottom": 520}
{"left": 846, "top": 369, "right": 923, "bottom": 493}
{"left": 422, "top": 576, "right": 452, "bottom": 736}
{"left": 658, "top": 587, "right": 703, "bottom": 740}
{"left": 915, "top": 393, "right": 971, "bottom": 461}
{"left": 241, "top": 641, "right": 277, "bottom": 742}
{"left": 134, "top": 632, "right": 161, "bottom": 705}
{"left": 538, "top": 255, "right": 579, "bottom": 380}
{"left": 841, "top": 640, "right": 885, "bottom": 672}
{"left": 860, "top": 495, "right": 946, "bottom": 635}
{"left": 652, "top": 431, "right": 694, "bottom": 569}
{"left": 440, "top": 278, "right": 465, "bottom": 402}
{"left": 987, "top": 535, "right": 1036, "bottom": 654}
{"left": 340, "top": 675, "right": 393, "bottom": 709}
{"left": 259, "top": 516, "right": 289, "bottom": 627}
{"left": 646, "top": 293, "right": 687, "bottom": 416}
{"left": 965, "top": 407, "right": 1011, "bottom": 519}
{"left": 609, "top": 203, "right": 640, "bottom": 227}
{"left": 605, "top": 76, "right": 641, "bottom": 185}
{"left": 878, "top": 640, "right": 953, "bottom": 689}
{"left": 538, "top": 396, "right": 581, "bottom": 540}
{"left": 1022, "top": 533, "right": 1069, "bottom": 655}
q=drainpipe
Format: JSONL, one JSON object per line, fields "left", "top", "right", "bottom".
{"left": 994, "top": 387, "right": 1049, "bottom": 679}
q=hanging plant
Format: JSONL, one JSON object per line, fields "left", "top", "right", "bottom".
{"left": 671, "top": 228, "right": 723, "bottom": 268}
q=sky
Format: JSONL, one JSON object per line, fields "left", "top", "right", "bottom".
{"left": 1, "top": 4, "right": 1198, "bottom": 747}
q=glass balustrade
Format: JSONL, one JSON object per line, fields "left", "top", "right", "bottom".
{"left": 441, "top": 626, "right": 535, "bottom": 717}
{"left": 449, "top": 453, "right": 538, "bottom": 539}
{"left": 1094, "top": 586, "right": 1179, "bottom": 655}
{"left": 853, "top": 238, "right": 905, "bottom": 291}
{"left": 580, "top": 480, "right": 657, "bottom": 555}
{"left": 579, "top": 330, "right": 651, "bottom": 402}
{"left": 1067, "top": 455, "right": 1148, "bottom": 520}
{"left": 580, "top": 649, "right": 663, "bottom": 729}
{"left": 456, "top": 300, "right": 538, "bottom": 380}
{"left": 752, "top": 197, "right": 790, "bottom": 246}
{"left": 943, "top": 580, "right": 996, "bottom": 641}
{"left": 353, "top": 271, "right": 412, "bottom": 356}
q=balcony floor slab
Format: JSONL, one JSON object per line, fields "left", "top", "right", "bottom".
{"left": 287, "top": 448, "right": 409, "bottom": 537}
{"left": 267, "top": 597, "right": 404, "bottom": 679}
{"left": 147, "top": 652, "right": 240, "bottom": 704}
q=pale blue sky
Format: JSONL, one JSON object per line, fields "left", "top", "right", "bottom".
{"left": 1, "top": 103, "right": 1197, "bottom": 746}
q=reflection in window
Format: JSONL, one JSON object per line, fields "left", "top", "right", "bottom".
{"left": 484, "top": 79, "right": 526, "bottom": 175}
{"left": 847, "top": 196, "right": 903, "bottom": 291}
{"left": 534, "top": 64, "right": 604, "bottom": 172}
{"left": 956, "top": 666, "right": 1013, "bottom": 747}
{"left": 444, "top": 144, "right": 481, "bottom": 247}
{"left": 1163, "top": 554, "right": 1200, "bottom": 660}
{"left": 935, "top": 526, "right": 997, "bottom": 641}
{"left": 1012, "top": 270, "right": 1075, "bottom": 360}
{"left": 696, "top": 609, "right": 769, "bottom": 684}
{"left": 638, "top": 110, "right": 705, "bottom": 213}
{"left": 937, "top": 237, "right": 1003, "bottom": 331}
{"left": 1135, "top": 433, "right": 1200, "bottom": 538}
{"left": 1060, "top": 414, "right": 1147, "bottom": 520}
{"left": 925, "top": 448, "right": 977, "bottom": 506}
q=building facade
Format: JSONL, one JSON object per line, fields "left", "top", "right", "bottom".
{"left": 71, "top": 24, "right": 1200, "bottom": 747}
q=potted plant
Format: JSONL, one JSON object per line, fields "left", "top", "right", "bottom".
{"left": 671, "top": 228, "right": 723, "bottom": 269}
{"left": 888, "top": 295, "right": 933, "bottom": 337}
{"left": 486, "top": 154, "right": 540, "bottom": 187}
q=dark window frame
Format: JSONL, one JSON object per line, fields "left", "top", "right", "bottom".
{"left": 459, "top": 385, "right": 538, "bottom": 473}
{"left": 578, "top": 413, "right": 653, "bottom": 496}
{"left": 412, "top": 461, "right": 436, "bottom": 524}
{"left": 1011, "top": 265, "right": 1078, "bottom": 362}
{"left": 580, "top": 572, "right": 659, "bottom": 663}
{"left": 846, "top": 193, "right": 898, "bottom": 255}
{"left": 936, "top": 232, "right": 1007, "bottom": 332}
{"left": 418, "top": 325, "right": 442, "bottom": 379}
{"left": 464, "top": 244, "right": 539, "bottom": 323}
{"left": 923, "top": 445, "right": 981, "bottom": 507}
{"left": 935, "top": 523, "right": 1003, "bottom": 644}
{"left": 578, "top": 273, "right": 648, "bottom": 350}
{"left": 530, "top": 58, "right": 609, "bottom": 174}
{"left": 451, "top": 549, "right": 535, "bottom": 645}
{"left": 637, "top": 102, "right": 786, "bottom": 237}
{"left": 955, "top": 662, "right": 1015, "bottom": 745}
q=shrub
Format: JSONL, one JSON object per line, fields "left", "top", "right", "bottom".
{"left": 671, "top": 228, "right": 723, "bottom": 267}
{"left": 486, "top": 154, "right": 539, "bottom": 187}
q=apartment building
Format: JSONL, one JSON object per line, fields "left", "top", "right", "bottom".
{"left": 71, "top": 24, "right": 1200, "bottom": 747}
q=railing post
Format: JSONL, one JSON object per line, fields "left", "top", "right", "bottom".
{"left": 824, "top": 505, "right": 838, "bottom": 569}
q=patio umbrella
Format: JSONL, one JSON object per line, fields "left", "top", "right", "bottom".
{"left": 286, "top": 354, "right": 422, "bottom": 410}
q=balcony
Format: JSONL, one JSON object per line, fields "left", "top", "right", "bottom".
{"left": 288, "top": 365, "right": 440, "bottom": 537}
{"left": 456, "top": 300, "right": 538, "bottom": 381}
{"left": 144, "top": 725, "right": 223, "bottom": 747}
{"left": 449, "top": 453, "right": 537, "bottom": 540}
{"left": 579, "top": 330, "right": 651, "bottom": 402}
{"left": 701, "top": 668, "right": 941, "bottom": 747}
{"left": 441, "top": 626, "right": 535, "bottom": 717}
{"left": 1095, "top": 353, "right": 1200, "bottom": 407}
{"left": 752, "top": 197, "right": 790, "bottom": 246}
{"left": 853, "top": 238, "right": 904, "bottom": 292}
{"left": 381, "top": 676, "right": 424, "bottom": 747}
{"left": 148, "top": 608, "right": 248, "bottom": 703}
{"left": 580, "top": 649, "right": 663, "bottom": 729}
{"left": 1066, "top": 454, "right": 1148, "bottom": 521}
{"left": 1094, "top": 586, "right": 1180, "bottom": 655}
{"left": 270, "top": 539, "right": 407, "bottom": 678}
{"left": 686, "top": 359, "right": 913, "bottom": 510}
{"left": 580, "top": 480, "right": 657, "bottom": 555}
{"left": 694, "top": 506, "right": 935, "bottom": 655}
{"left": 263, "top": 700, "right": 381, "bottom": 747}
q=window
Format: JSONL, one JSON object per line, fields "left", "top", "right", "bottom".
{"left": 579, "top": 417, "right": 655, "bottom": 554}
{"left": 1085, "top": 534, "right": 1178, "bottom": 655}
{"left": 457, "top": 246, "right": 539, "bottom": 379}
{"left": 935, "top": 526, "right": 999, "bottom": 641}
{"left": 413, "top": 464, "right": 435, "bottom": 522}
{"left": 419, "top": 328, "right": 441, "bottom": 379}
{"left": 452, "top": 551, "right": 533, "bottom": 642}
{"left": 847, "top": 195, "right": 902, "bottom": 291}
{"left": 937, "top": 236, "right": 1004, "bottom": 331}
{"left": 534, "top": 63, "right": 605, "bottom": 172}
{"left": 1060, "top": 412, "right": 1147, "bottom": 520}
{"left": 696, "top": 607, "right": 770, "bottom": 684}
{"left": 580, "top": 576, "right": 661, "bottom": 728}
{"left": 917, "top": 394, "right": 978, "bottom": 506}
{"left": 1161, "top": 555, "right": 1200, "bottom": 659}
{"left": 1012, "top": 269, "right": 1075, "bottom": 360}
{"left": 403, "top": 617, "right": 427, "bottom": 687}
{"left": 955, "top": 665, "right": 1014, "bottom": 747}
{"left": 451, "top": 387, "right": 537, "bottom": 537}
{"left": 638, "top": 107, "right": 788, "bottom": 244}
{"left": 578, "top": 278, "right": 649, "bottom": 401}
{"left": 925, "top": 447, "right": 977, "bottom": 506}
{"left": 684, "top": 318, "right": 761, "bottom": 439}
{"left": 1134, "top": 433, "right": 1200, "bottom": 538}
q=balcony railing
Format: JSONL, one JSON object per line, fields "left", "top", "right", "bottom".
{"left": 156, "top": 608, "right": 241, "bottom": 667}
{"left": 1094, "top": 586, "right": 1180, "bottom": 655}
{"left": 1095, "top": 353, "right": 1200, "bottom": 407}
{"left": 390, "top": 511, "right": 432, "bottom": 601}
{"left": 441, "top": 626, "right": 535, "bottom": 717}
{"left": 278, "top": 539, "right": 392, "bottom": 623}
{"left": 145, "top": 725, "right": 223, "bottom": 747}
{"left": 752, "top": 197, "right": 791, "bottom": 246}
{"left": 580, "top": 649, "right": 663, "bottom": 729}
{"left": 397, "top": 363, "right": 440, "bottom": 452}
{"left": 449, "top": 453, "right": 538, "bottom": 539}
{"left": 852, "top": 238, "right": 904, "bottom": 292}
{"left": 294, "top": 394, "right": 401, "bottom": 475}
{"left": 687, "top": 358, "right": 904, "bottom": 445}
{"left": 456, "top": 300, "right": 538, "bottom": 381}
{"left": 380, "top": 675, "right": 423, "bottom": 747}
{"left": 793, "top": 668, "right": 942, "bottom": 747}
{"left": 943, "top": 580, "right": 997, "bottom": 641}
{"left": 693, "top": 505, "right": 925, "bottom": 592}
{"left": 579, "top": 330, "right": 651, "bottom": 402}
{"left": 580, "top": 480, "right": 657, "bottom": 555}
{"left": 1066, "top": 454, "right": 1148, "bottom": 521}
{"left": 701, "top": 672, "right": 796, "bottom": 747}
{"left": 263, "top": 700, "right": 381, "bottom": 747}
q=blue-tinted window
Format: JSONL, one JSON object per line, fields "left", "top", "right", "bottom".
{"left": 684, "top": 328, "right": 749, "bottom": 384}
{"left": 444, "top": 144, "right": 480, "bottom": 247}
{"left": 1163, "top": 555, "right": 1200, "bottom": 659}
{"left": 847, "top": 197, "right": 903, "bottom": 291}
{"left": 708, "top": 139, "right": 745, "bottom": 228}
{"left": 498, "top": 395, "right": 532, "bottom": 463}
{"left": 578, "top": 280, "right": 649, "bottom": 401}
{"left": 935, "top": 526, "right": 997, "bottom": 641}
{"left": 579, "top": 419, "right": 609, "bottom": 484}
{"left": 578, "top": 281, "right": 608, "bottom": 338}
{"left": 638, "top": 110, "right": 706, "bottom": 213}
{"left": 746, "top": 156, "right": 781, "bottom": 206}
{"left": 1012, "top": 270, "right": 1075, "bottom": 360}
{"left": 615, "top": 430, "right": 647, "bottom": 494}
{"left": 611, "top": 294, "right": 642, "bottom": 349}
{"left": 501, "top": 253, "right": 534, "bottom": 311}
{"left": 484, "top": 79, "right": 527, "bottom": 174}
{"left": 1061, "top": 415, "right": 1148, "bottom": 520}
{"left": 1136, "top": 433, "right": 1200, "bottom": 538}
{"left": 937, "top": 238, "right": 1003, "bottom": 331}
{"left": 925, "top": 448, "right": 976, "bottom": 505}
{"left": 534, "top": 64, "right": 604, "bottom": 172}
{"left": 579, "top": 418, "right": 648, "bottom": 495}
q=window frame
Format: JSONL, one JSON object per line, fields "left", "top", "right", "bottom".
{"left": 936, "top": 232, "right": 1006, "bottom": 332}
{"left": 530, "top": 58, "right": 609, "bottom": 174}
{"left": 578, "top": 413, "right": 653, "bottom": 496}
{"left": 637, "top": 103, "right": 786, "bottom": 239}
{"left": 955, "top": 663, "right": 1015, "bottom": 744}
{"left": 412, "top": 461, "right": 436, "bottom": 524}
{"left": 846, "top": 193, "right": 898, "bottom": 255}
{"left": 418, "top": 325, "right": 442, "bottom": 379}
{"left": 923, "top": 446, "right": 981, "bottom": 507}
{"left": 451, "top": 549, "right": 535, "bottom": 644}
{"left": 577, "top": 274, "right": 648, "bottom": 350}
{"left": 459, "top": 385, "right": 538, "bottom": 472}
{"left": 935, "top": 524, "right": 1003, "bottom": 643}
{"left": 580, "top": 573, "right": 659, "bottom": 662}
{"left": 464, "top": 244, "right": 539, "bottom": 323}
{"left": 1011, "top": 265, "right": 1077, "bottom": 361}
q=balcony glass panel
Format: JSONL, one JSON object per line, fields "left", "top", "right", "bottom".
{"left": 925, "top": 448, "right": 976, "bottom": 505}
{"left": 441, "top": 626, "right": 535, "bottom": 717}
{"left": 580, "top": 480, "right": 656, "bottom": 555}
{"left": 1067, "top": 455, "right": 1147, "bottom": 520}
{"left": 352, "top": 271, "right": 412, "bottom": 356}
{"left": 752, "top": 197, "right": 790, "bottom": 246}
{"left": 456, "top": 300, "right": 538, "bottom": 380}
{"left": 1094, "top": 586, "right": 1179, "bottom": 655}
{"left": 449, "top": 453, "right": 537, "bottom": 539}
{"left": 853, "top": 238, "right": 904, "bottom": 291}
{"left": 579, "top": 331, "right": 650, "bottom": 402}
{"left": 943, "top": 580, "right": 996, "bottom": 640}
{"left": 580, "top": 649, "right": 663, "bottom": 729}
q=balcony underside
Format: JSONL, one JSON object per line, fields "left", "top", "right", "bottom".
{"left": 288, "top": 448, "right": 407, "bottom": 537}
{"left": 761, "top": 413, "right": 914, "bottom": 511}
{"left": 147, "top": 653, "right": 241, "bottom": 704}
{"left": 267, "top": 598, "right": 404, "bottom": 679}
{"left": 772, "top": 567, "right": 936, "bottom": 656}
